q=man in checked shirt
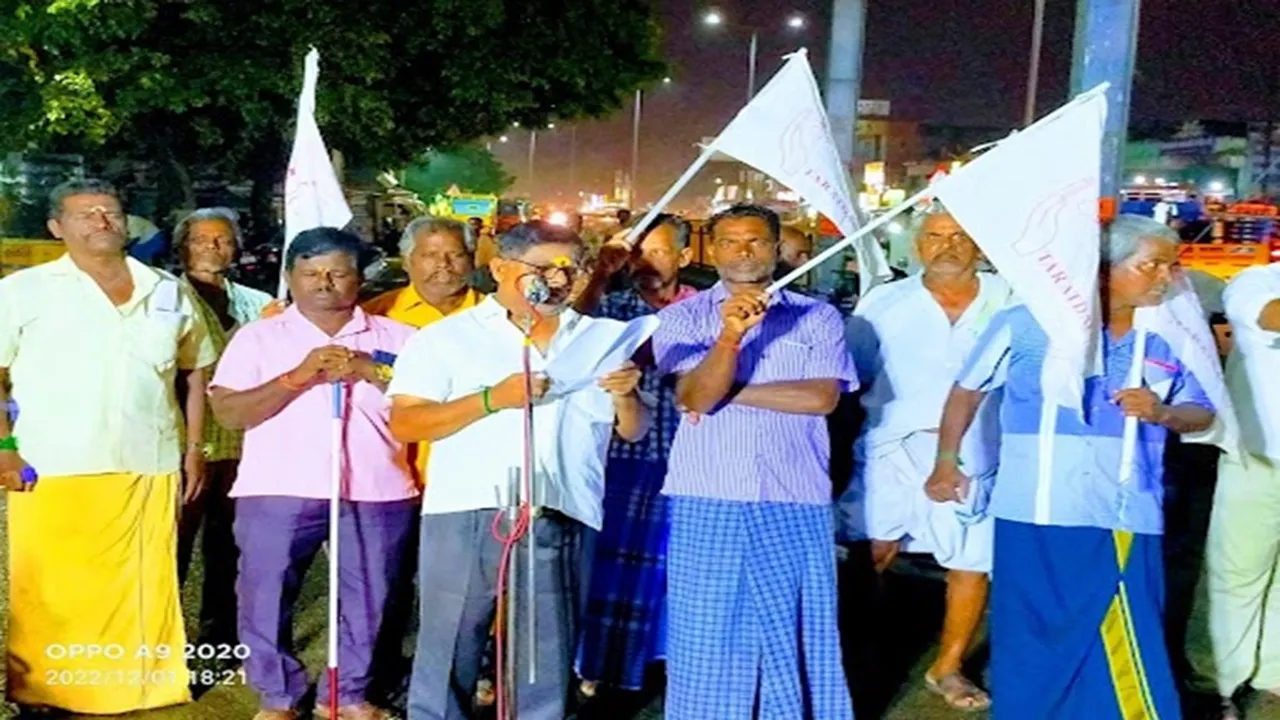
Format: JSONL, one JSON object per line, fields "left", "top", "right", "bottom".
{"left": 651, "top": 204, "right": 856, "bottom": 719}
{"left": 574, "top": 214, "right": 698, "bottom": 698}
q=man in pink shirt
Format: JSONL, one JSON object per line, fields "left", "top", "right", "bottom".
{"left": 210, "top": 228, "right": 418, "bottom": 720}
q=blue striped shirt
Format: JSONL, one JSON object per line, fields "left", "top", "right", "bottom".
{"left": 957, "top": 305, "right": 1215, "bottom": 534}
{"left": 651, "top": 283, "right": 857, "bottom": 505}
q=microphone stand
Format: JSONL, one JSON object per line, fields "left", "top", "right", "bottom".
{"left": 497, "top": 281, "right": 547, "bottom": 719}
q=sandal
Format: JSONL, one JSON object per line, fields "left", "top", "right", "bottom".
{"left": 924, "top": 672, "right": 991, "bottom": 712}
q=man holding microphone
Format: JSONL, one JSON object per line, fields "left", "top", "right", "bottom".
{"left": 389, "top": 221, "right": 649, "bottom": 720}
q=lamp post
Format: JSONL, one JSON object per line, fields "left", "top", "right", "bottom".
{"left": 630, "top": 77, "right": 672, "bottom": 208}
{"left": 703, "top": 9, "right": 806, "bottom": 101}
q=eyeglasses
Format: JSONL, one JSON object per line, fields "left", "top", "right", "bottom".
{"left": 511, "top": 258, "right": 583, "bottom": 284}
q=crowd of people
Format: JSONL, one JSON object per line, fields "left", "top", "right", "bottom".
{"left": 0, "top": 177, "right": 1277, "bottom": 720}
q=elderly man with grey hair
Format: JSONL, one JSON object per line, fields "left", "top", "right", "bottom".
{"left": 363, "top": 214, "right": 482, "bottom": 487}
{"left": 365, "top": 215, "right": 480, "bottom": 326}
{"left": 928, "top": 213, "right": 1216, "bottom": 717}
{"left": 173, "top": 207, "right": 273, "bottom": 651}
{"left": 837, "top": 203, "right": 1010, "bottom": 712}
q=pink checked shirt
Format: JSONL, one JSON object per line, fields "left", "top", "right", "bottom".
{"left": 211, "top": 305, "right": 419, "bottom": 502}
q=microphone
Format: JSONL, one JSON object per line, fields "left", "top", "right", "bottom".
{"left": 521, "top": 275, "right": 551, "bottom": 305}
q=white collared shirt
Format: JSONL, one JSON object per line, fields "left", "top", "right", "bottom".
{"left": 1223, "top": 264, "right": 1280, "bottom": 460}
{"left": 0, "top": 254, "right": 217, "bottom": 476}
{"left": 847, "top": 272, "right": 1011, "bottom": 469}
{"left": 386, "top": 296, "right": 617, "bottom": 529}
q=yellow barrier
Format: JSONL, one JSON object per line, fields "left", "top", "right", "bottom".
{"left": 1, "top": 239, "right": 65, "bottom": 277}
{"left": 1178, "top": 243, "right": 1271, "bottom": 282}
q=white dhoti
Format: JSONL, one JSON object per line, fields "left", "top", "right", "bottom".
{"left": 836, "top": 430, "right": 993, "bottom": 573}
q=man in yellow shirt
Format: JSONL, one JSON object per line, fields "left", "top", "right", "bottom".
{"left": 0, "top": 179, "right": 216, "bottom": 715}
{"left": 363, "top": 215, "right": 482, "bottom": 711}
{"left": 364, "top": 215, "right": 483, "bottom": 484}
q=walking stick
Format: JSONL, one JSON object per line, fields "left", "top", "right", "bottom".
{"left": 327, "top": 382, "right": 343, "bottom": 719}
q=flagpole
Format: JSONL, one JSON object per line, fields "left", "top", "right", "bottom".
{"left": 327, "top": 382, "right": 342, "bottom": 719}
{"left": 767, "top": 184, "right": 930, "bottom": 294}
{"left": 624, "top": 143, "right": 719, "bottom": 245}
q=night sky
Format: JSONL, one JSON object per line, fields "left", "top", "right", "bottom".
{"left": 493, "top": 0, "right": 1279, "bottom": 204}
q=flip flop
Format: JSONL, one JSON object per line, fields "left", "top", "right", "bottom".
{"left": 924, "top": 671, "right": 991, "bottom": 712}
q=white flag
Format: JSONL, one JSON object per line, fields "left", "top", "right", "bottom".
{"left": 279, "top": 47, "right": 353, "bottom": 298}
{"left": 710, "top": 50, "right": 893, "bottom": 292}
{"left": 1137, "top": 278, "right": 1239, "bottom": 452}
{"left": 932, "top": 85, "right": 1109, "bottom": 411}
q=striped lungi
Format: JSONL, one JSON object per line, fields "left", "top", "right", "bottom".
{"left": 577, "top": 458, "right": 670, "bottom": 690}
{"left": 991, "top": 519, "right": 1180, "bottom": 719}
{"left": 665, "top": 497, "right": 852, "bottom": 720}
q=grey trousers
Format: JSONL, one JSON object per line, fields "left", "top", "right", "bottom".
{"left": 407, "top": 509, "right": 590, "bottom": 720}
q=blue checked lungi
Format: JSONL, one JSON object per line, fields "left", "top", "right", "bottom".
{"left": 991, "top": 519, "right": 1181, "bottom": 719}
{"left": 577, "top": 458, "right": 670, "bottom": 690}
{"left": 666, "top": 497, "right": 853, "bottom": 720}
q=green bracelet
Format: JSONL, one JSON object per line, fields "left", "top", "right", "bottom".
{"left": 0, "top": 436, "right": 17, "bottom": 452}
{"left": 937, "top": 450, "right": 963, "bottom": 467}
{"left": 481, "top": 387, "right": 494, "bottom": 415}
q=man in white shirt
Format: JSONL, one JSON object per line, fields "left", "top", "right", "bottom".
{"left": 387, "top": 221, "right": 650, "bottom": 720}
{"left": 836, "top": 206, "right": 1010, "bottom": 712}
{"left": 1187, "top": 262, "right": 1280, "bottom": 720}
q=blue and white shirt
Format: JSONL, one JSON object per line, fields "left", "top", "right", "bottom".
{"left": 957, "top": 305, "right": 1215, "bottom": 535}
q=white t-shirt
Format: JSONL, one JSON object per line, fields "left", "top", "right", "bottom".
{"left": 1223, "top": 264, "right": 1280, "bottom": 460}
{"left": 386, "top": 297, "right": 617, "bottom": 529}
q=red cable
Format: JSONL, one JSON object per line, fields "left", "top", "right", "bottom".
{"left": 491, "top": 302, "right": 540, "bottom": 720}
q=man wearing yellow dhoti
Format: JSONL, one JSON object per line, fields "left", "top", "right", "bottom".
{"left": 0, "top": 179, "right": 216, "bottom": 715}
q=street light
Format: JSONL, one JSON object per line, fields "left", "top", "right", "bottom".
{"left": 702, "top": 9, "right": 806, "bottom": 101}
{"left": 630, "top": 78, "right": 677, "bottom": 208}
{"left": 499, "top": 135, "right": 508, "bottom": 143}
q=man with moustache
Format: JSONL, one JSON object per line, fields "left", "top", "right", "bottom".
{"left": 172, "top": 207, "right": 273, "bottom": 651}
{"left": 838, "top": 204, "right": 1010, "bottom": 712}
{"left": 651, "top": 204, "right": 856, "bottom": 718}
{"left": 389, "top": 221, "right": 650, "bottom": 720}
{"left": 933, "top": 215, "right": 1216, "bottom": 717}
{"left": 0, "top": 180, "right": 215, "bottom": 715}
{"left": 365, "top": 216, "right": 483, "bottom": 483}
{"left": 210, "top": 228, "right": 419, "bottom": 720}
{"left": 575, "top": 214, "right": 697, "bottom": 697}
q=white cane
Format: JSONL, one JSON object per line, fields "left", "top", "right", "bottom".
{"left": 326, "top": 382, "right": 343, "bottom": 718}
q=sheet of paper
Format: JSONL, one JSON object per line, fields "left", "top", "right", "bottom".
{"left": 544, "top": 315, "right": 661, "bottom": 397}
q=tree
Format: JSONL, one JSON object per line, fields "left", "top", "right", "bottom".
{"left": 402, "top": 146, "right": 515, "bottom": 200}
{"left": 0, "top": 0, "right": 665, "bottom": 238}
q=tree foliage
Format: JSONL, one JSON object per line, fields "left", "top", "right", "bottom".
{"left": 0, "top": 0, "right": 664, "bottom": 203}
{"left": 402, "top": 146, "right": 515, "bottom": 200}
